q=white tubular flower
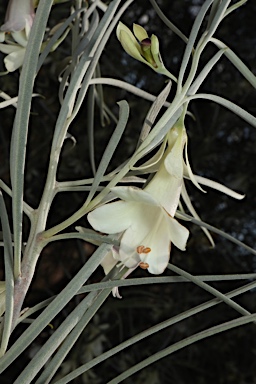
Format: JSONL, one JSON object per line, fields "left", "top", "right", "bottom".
{"left": 116, "top": 22, "right": 176, "bottom": 80}
{"left": 88, "top": 187, "right": 189, "bottom": 275}
{"left": 133, "top": 116, "right": 244, "bottom": 245}
{"left": 0, "top": 0, "right": 35, "bottom": 32}
{"left": 145, "top": 124, "right": 187, "bottom": 216}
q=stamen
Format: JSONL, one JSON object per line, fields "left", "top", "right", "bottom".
{"left": 136, "top": 245, "right": 151, "bottom": 254}
{"left": 139, "top": 262, "right": 149, "bottom": 270}
{"left": 137, "top": 245, "right": 145, "bottom": 254}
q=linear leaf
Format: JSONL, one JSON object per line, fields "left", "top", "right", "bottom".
{"left": 186, "top": 93, "right": 256, "bottom": 127}
{"left": 85, "top": 100, "right": 129, "bottom": 206}
{"left": 177, "top": 0, "right": 215, "bottom": 90}
{"left": 52, "top": 281, "right": 256, "bottom": 384}
{"left": 107, "top": 314, "right": 256, "bottom": 384}
{"left": 0, "top": 192, "right": 14, "bottom": 355}
{"left": 0, "top": 242, "right": 112, "bottom": 373}
{"left": 10, "top": 0, "right": 53, "bottom": 278}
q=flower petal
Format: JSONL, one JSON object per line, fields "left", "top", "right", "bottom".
{"left": 4, "top": 49, "right": 25, "bottom": 71}
{"left": 0, "top": 32, "right": 5, "bottom": 42}
{"left": 131, "top": 139, "right": 166, "bottom": 172}
{"left": 101, "top": 250, "right": 118, "bottom": 275}
{"left": 145, "top": 163, "right": 182, "bottom": 216}
{"left": 181, "top": 180, "right": 214, "bottom": 246}
{"left": 150, "top": 34, "right": 162, "bottom": 67}
{"left": 116, "top": 22, "right": 138, "bottom": 46}
{"left": 111, "top": 186, "right": 159, "bottom": 206}
{"left": 133, "top": 24, "right": 148, "bottom": 41}
{"left": 184, "top": 139, "right": 206, "bottom": 193}
{"left": 0, "top": 43, "right": 21, "bottom": 54}
{"left": 140, "top": 218, "right": 172, "bottom": 274}
{"left": 163, "top": 210, "right": 189, "bottom": 250}
{"left": 144, "top": 127, "right": 186, "bottom": 216}
{"left": 119, "top": 205, "right": 160, "bottom": 267}
{"left": 12, "top": 30, "right": 28, "bottom": 47}
{"left": 190, "top": 174, "right": 245, "bottom": 200}
{"left": 118, "top": 29, "right": 147, "bottom": 63}
{"left": 164, "top": 127, "right": 186, "bottom": 179}
{"left": 88, "top": 200, "right": 136, "bottom": 234}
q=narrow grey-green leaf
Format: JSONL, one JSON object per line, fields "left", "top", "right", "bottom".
{"left": 149, "top": 0, "right": 189, "bottom": 44}
{"left": 52, "top": 281, "right": 256, "bottom": 384}
{"left": 0, "top": 191, "right": 14, "bottom": 356}
{"left": 84, "top": 100, "right": 129, "bottom": 206}
{"left": 188, "top": 49, "right": 226, "bottom": 95}
{"left": 0, "top": 242, "right": 112, "bottom": 374}
{"left": 176, "top": 210, "right": 256, "bottom": 255}
{"left": 177, "top": 0, "right": 214, "bottom": 89}
{"left": 87, "top": 84, "right": 96, "bottom": 175}
{"left": 167, "top": 264, "right": 252, "bottom": 318}
{"left": 137, "top": 81, "right": 172, "bottom": 146}
{"left": 10, "top": 0, "right": 53, "bottom": 279}
{"left": 187, "top": 93, "right": 256, "bottom": 127}
{"left": 211, "top": 37, "right": 256, "bottom": 88}
{"left": 34, "top": 289, "right": 111, "bottom": 384}
{"left": 107, "top": 314, "right": 256, "bottom": 384}
{"left": 37, "top": 8, "right": 85, "bottom": 72}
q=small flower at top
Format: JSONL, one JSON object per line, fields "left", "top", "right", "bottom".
{"left": 116, "top": 22, "right": 176, "bottom": 81}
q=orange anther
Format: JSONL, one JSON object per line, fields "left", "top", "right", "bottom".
{"left": 143, "top": 247, "right": 151, "bottom": 254}
{"left": 137, "top": 245, "right": 145, "bottom": 254}
{"left": 139, "top": 262, "right": 149, "bottom": 270}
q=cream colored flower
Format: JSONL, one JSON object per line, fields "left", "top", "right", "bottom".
{"left": 136, "top": 118, "right": 244, "bottom": 244}
{"left": 88, "top": 187, "right": 189, "bottom": 275}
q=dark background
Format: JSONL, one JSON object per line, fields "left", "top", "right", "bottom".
{"left": 0, "top": 0, "right": 256, "bottom": 382}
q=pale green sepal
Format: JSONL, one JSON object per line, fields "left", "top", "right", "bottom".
{"left": 116, "top": 22, "right": 139, "bottom": 47}
{"left": 145, "top": 164, "right": 182, "bottom": 216}
{"left": 4, "top": 49, "right": 25, "bottom": 72}
{"left": 192, "top": 175, "right": 245, "bottom": 200}
{"left": 181, "top": 181, "right": 215, "bottom": 246}
{"left": 150, "top": 34, "right": 161, "bottom": 66}
{"left": 184, "top": 140, "right": 206, "bottom": 193}
{"left": 119, "top": 30, "right": 147, "bottom": 64}
{"left": 131, "top": 139, "right": 167, "bottom": 172}
{"left": 133, "top": 23, "right": 148, "bottom": 41}
{"left": 112, "top": 186, "right": 159, "bottom": 206}
{"left": 0, "top": 32, "right": 5, "bottom": 42}
{"left": 164, "top": 127, "right": 185, "bottom": 179}
{"left": 0, "top": 43, "right": 20, "bottom": 54}
{"left": 101, "top": 250, "right": 118, "bottom": 275}
{"left": 12, "top": 30, "right": 27, "bottom": 47}
{"left": 117, "top": 22, "right": 146, "bottom": 65}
